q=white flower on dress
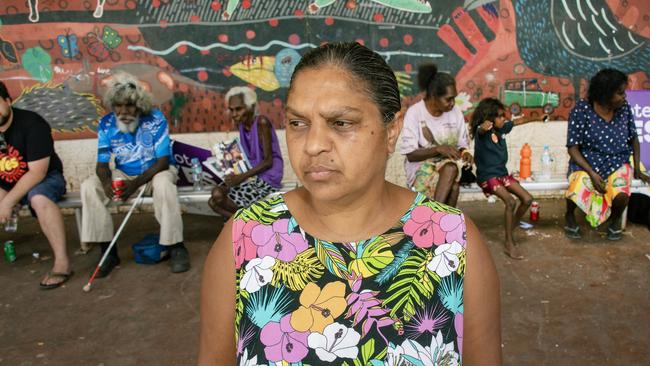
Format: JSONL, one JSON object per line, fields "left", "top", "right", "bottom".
{"left": 426, "top": 241, "right": 464, "bottom": 278}
{"left": 307, "top": 322, "right": 361, "bottom": 362}
{"left": 387, "top": 331, "right": 459, "bottom": 366}
{"left": 238, "top": 348, "right": 258, "bottom": 366}
{"left": 240, "top": 256, "right": 276, "bottom": 293}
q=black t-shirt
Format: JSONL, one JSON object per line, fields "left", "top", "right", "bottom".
{"left": 0, "top": 108, "right": 63, "bottom": 191}
{"left": 474, "top": 120, "right": 514, "bottom": 183}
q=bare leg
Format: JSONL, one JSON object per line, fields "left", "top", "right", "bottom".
{"left": 608, "top": 193, "right": 629, "bottom": 230}
{"left": 29, "top": 195, "right": 70, "bottom": 284}
{"left": 505, "top": 181, "right": 533, "bottom": 225}
{"left": 447, "top": 182, "right": 460, "bottom": 207}
{"left": 434, "top": 163, "right": 459, "bottom": 205}
{"left": 209, "top": 186, "right": 238, "bottom": 218}
{"left": 492, "top": 186, "right": 523, "bottom": 260}
{"left": 565, "top": 199, "right": 578, "bottom": 228}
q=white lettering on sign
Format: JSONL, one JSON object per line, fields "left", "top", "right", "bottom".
{"left": 636, "top": 120, "right": 650, "bottom": 143}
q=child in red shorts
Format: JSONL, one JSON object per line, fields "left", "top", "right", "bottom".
{"left": 471, "top": 98, "right": 546, "bottom": 259}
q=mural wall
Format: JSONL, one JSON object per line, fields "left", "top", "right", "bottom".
{"left": 0, "top": 0, "right": 648, "bottom": 140}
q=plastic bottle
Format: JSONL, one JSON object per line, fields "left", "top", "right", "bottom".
{"left": 4, "top": 206, "right": 18, "bottom": 232}
{"left": 190, "top": 157, "right": 203, "bottom": 191}
{"left": 519, "top": 143, "right": 532, "bottom": 179}
{"left": 540, "top": 145, "right": 553, "bottom": 181}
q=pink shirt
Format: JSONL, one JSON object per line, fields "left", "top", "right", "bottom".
{"left": 398, "top": 100, "right": 469, "bottom": 186}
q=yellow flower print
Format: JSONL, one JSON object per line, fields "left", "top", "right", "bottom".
{"left": 290, "top": 282, "right": 347, "bottom": 333}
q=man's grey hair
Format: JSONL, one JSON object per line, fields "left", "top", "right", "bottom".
{"left": 103, "top": 72, "right": 153, "bottom": 115}
{"left": 225, "top": 86, "right": 258, "bottom": 113}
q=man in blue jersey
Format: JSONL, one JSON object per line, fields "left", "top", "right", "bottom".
{"left": 81, "top": 73, "right": 189, "bottom": 276}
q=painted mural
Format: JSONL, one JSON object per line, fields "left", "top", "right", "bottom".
{"left": 0, "top": 0, "right": 648, "bottom": 140}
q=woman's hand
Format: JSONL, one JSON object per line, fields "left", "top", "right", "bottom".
{"left": 436, "top": 145, "right": 461, "bottom": 160}
{"left": 588, "top": 171, "right": 607, "bottom": 194}
{"left": 634, "top": 169, "right": 650, "bottom": 185}
{"left": 224, "top": 174, "right": 245, "bottom": 188}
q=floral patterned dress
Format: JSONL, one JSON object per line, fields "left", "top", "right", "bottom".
{"left": 232, "top": 193, "right": 466, "bottom": 366}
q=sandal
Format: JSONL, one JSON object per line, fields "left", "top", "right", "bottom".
{"left": 40, "top": 271, "right": 74, "bottom": 290}
{"left": 606, "top": 226, "right": 622, "bottom": 241}
{"left": 563, "top": 225, "right": 581, "bottom": 239}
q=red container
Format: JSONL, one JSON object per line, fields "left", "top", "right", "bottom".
{"left": 111, "top": 178, "right": 125, "bottom": 200}
{"left": 530, "top": 201, "right": 539, "bottom": 222}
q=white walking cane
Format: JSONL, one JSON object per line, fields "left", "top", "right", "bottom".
{"left": 83, "top": 184, "right": 148, "bottom": 292}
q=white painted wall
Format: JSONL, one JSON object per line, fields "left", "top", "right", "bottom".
{"left": 55, "top": 121, "right": 570, "bottom": 199}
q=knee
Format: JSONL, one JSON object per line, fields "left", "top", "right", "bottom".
{"left": 29, "top": 194, "right": 54, "bottom": 213}
{"left": 612, "top": 193, "right": 629, "bottom": 207}
{"left": 521, "top": 195, "right": 534, "bottom": 207}
{"left": 81, "top": 176, "right": 100, "bottom": 195}
{"left": 210, "top": 186, "right": 227, "bottom": 204}
{"left": 504, "top": 197, "right": 517, "bottom": 211}
{"left": 152, "top": 173, "right": 176, "bottom": 194}
{"left": 439, "top": 163, "right": 459, "bottom": 180}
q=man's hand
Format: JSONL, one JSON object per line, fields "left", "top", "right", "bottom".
{"left": 0, "top": 200, "right": 13, "bottom": 224}
{"left": 102, "top": 181, "right": 114, "bottom": 200}
{"left": 635, "top": 169, "right": 650, "bottom": 185}
{"left": 436, "top": 145, "right": 461, "bottom": 160}
{"left": 461, "top": 150, "right": 474, "bottom": 166}
{"left": 118, "top": 179, "right": 141, "bottom": 201}
{"left": 224, "top": 174, "right": 245, "bottom": 188}
{"left": 589, "top": 171, "right": 607, "bottom": 194}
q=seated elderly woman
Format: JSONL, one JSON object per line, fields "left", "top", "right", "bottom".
{"left": 564, "top": 68, "right": 650, "bottom": 240}
{"left": 398, "top": 63, "right": 473, "bottom": 207}
{"left": 199, "top": 42, "right": 501, "bottom": 366}
{"left": 208, "top": 87, "right": 283, "bottom": 217}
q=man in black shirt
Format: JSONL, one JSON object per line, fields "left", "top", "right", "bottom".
{"left": 0, "top": 81, "right": 71, "bottom": 289}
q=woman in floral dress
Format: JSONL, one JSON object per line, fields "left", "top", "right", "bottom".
{"left": 198, "top": 42, "right": 502, "bottom": 366}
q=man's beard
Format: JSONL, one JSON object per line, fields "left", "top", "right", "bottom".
{"left": 117, "top": 115, "right": 138, "bottom": 133}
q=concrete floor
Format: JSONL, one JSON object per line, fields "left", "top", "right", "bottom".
{"left": 0, "top": 198, "right": 648, "bottom": 365}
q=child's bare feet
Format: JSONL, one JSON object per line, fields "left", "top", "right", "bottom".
{"left": 504, "top": 241, "right": 524, "bottom": 260}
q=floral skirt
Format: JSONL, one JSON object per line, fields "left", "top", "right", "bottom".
{"left": 411, "top": 159, "right": 464, "bottom": 198}
{"left": 566, "top": 164, "right": 631, "bottom": 227}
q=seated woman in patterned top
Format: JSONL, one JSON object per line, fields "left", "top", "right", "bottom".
{"left": 564, "top": 68, "right": 650, "bottom": 240}
{"left": 198, "top": 42, "right": 501, "bottom": 366}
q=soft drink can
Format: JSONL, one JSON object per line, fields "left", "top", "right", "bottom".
{"left": 530, "top": 201, "right": 539, "bottom": 222}
{"left": 4, "top": 240, "right": 16, "bottom": 263}
{"left": 111, "top": 178, "right": 125, "bottom": 201}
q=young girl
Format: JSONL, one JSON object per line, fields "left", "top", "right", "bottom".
{"left": 471, "top": 98, "right": 546, "bottom": 259}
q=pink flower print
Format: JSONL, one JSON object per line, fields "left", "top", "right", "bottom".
{"left": 404, "top": 206, "right": 447, "bottom": 248}
{"left": 260, "top": 314, "right": 310, "bottom": 363}
{"left": 251, "top": 219, "right": 308, "bottom": 262}
{"left": 439, "top": 214, "right": 466, "bottom": 246}
{"left": 455, "top": 313, "right": 464, "bottom": 355}
{"left": 233, "top": 219, "right": 259, "bottom": 269}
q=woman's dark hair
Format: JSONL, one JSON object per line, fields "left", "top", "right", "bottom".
{"left": 289, "top": 42, "right": 401, "bottom": 125}
{"left": 587, "top": 68, "right": 628, "bottom": 106}
{"left": 469, "top": 97, "right": 505, "bottom": 139}
{"left": 417, "top": 62, "right": 456, "bottom": 99}
{"left": 0, "top": 81, "right": 11, "bottom": 101}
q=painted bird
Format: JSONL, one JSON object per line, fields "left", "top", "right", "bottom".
{"left": 512, "top": 0, "right": 649, "bottom": 97}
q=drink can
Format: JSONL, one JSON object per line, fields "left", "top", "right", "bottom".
{"left": 111, "top": 178, "right": 125, "bottom": 201}
{"left": 4, "top": 240, "right": 16, "bottom": 263}
{"left": 530, "top": 201, "right": 539, "bottom": 222}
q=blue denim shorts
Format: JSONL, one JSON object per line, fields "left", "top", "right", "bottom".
{"left": 19, "top": 170, "right": 67, "bottom": 216}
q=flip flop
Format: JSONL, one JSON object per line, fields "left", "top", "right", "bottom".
{"left": 606, "top": 227, "right": 622, "bottom": 241}
{"left": 519, "top": 221, "right": 534, "bottom": 230}
{"left": 563, "top": 225, "right": 581, "bottom": 239}
{"left": 39, "top": 271, "right": 74, "bottom": 290}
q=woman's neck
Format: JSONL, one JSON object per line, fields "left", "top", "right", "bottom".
{"left": 424, "top": 99, "right": 443, "bottom": 117}
{"left": 287, "top": 182, "right": 412, "bottom": 243}
{"left": 593, "top": 102, "right": 614, "bottom": 122}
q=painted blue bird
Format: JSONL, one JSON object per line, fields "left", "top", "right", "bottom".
{"left": 512, "top": 0, "right": 649, "bottom": 97}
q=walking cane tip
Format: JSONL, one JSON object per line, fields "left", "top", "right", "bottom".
{"left": 83, "top": 284, "right": 92, "bottom": 293}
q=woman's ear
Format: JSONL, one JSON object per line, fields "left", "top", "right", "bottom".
{"left": 386, "top": 109, "right": 404, "bottom": 154}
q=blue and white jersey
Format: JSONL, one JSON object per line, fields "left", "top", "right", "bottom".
{"left": 97, "top": 109, "right": 173, "bottom": 176}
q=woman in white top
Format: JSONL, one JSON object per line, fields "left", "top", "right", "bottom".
{"left": 398, "top": 63, "right": 472, "bottom": 207}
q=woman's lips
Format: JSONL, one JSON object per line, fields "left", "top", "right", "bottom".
{"left": 304, "top": 165, "right": 337, "bottom": 181}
